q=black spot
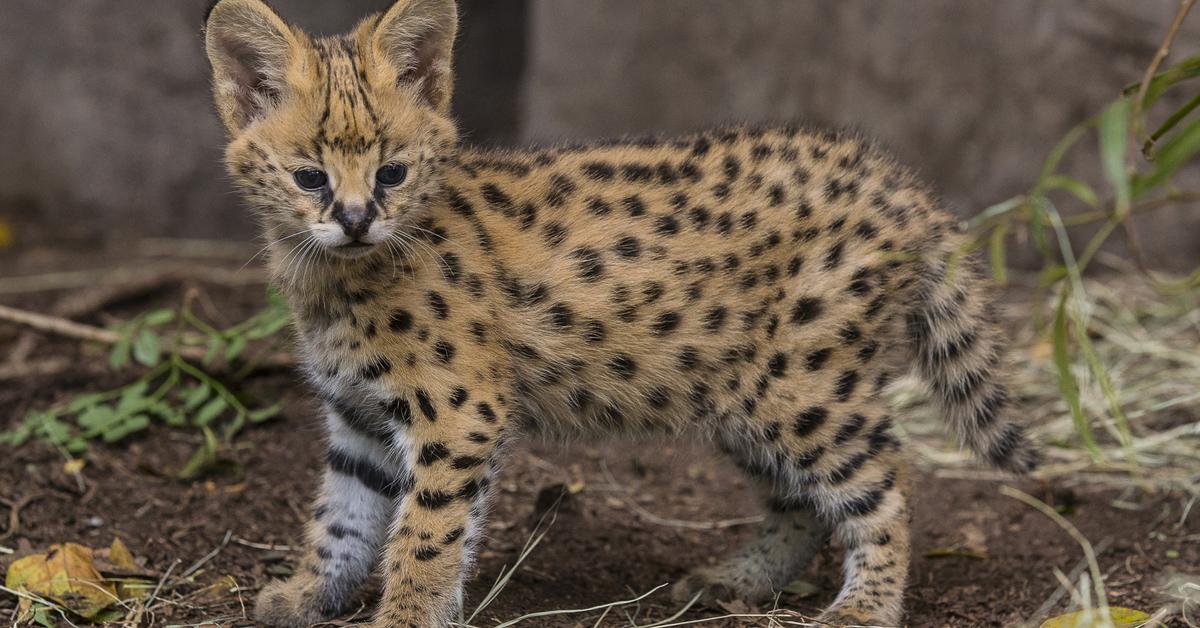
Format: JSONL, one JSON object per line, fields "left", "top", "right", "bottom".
{"left": 834, "top": 370, "right": 859, "bottom": 402}
{"left": 794, "top": 406, "right": 828, "bottom": 437}
{"left": 449, "top": 388, "right": 468, "bottom": 407}
{"left": 768, "top": 352, "right": 788, "bottom": 377}
{"left": 823, "top": 241, "right": 845, "bottom": 270}
{"left": 548, "top": 303, "right": 574, "bottom": 329}
{"left": 477, "top": 402, "right": 497, "bottom": 423}
{"left": 451, "top": 455, "right": 486, "bottom": 470}
{"left": 385, "top": 397, "right": 413, "bottom": 426}
{"left": 839, "top": 323, "right": 862, "bottom": 344}
{"left": 715, "top": 212, "right": 734, "bottom": 235}
{"left": 608, "top": 355, "right": 637, "bottom": 379}
{"left": 414, "top": 545, "right": 442, "bottom": 561}
{"left": 433, "top": 340, "right": 456, "bottom": 364}
{"left": 651, "top": 311, "right": 681, "bottom": 336}
{"left": 677, "top": 346, "right": 699, "bottom": 370}
{"left": 418, "top": 442, "right": 451, "bottom": 465}
{"left": 791, "top": 297, "right": 823, "bottom": 325}
{"left": 787, "top": 256, "right": 804, "bottom": 277}
{"left": 481, "top": 183, "right": 514, "bottom": 215}
{"left": 646, "top": 387, "right": 671, "bottom": 408}
{"left": 768, "top": 184, "right": 785, "bottom": 206}
{"left": 621, "top": 163, "right": 654, "bottom": 183}
{"left": 723, "top": 156, "right": 741, "bottom": 180}
{"left": 806, "top": 347, "right": 832, "bottom": 371}
{"left": 388, "top": 309, "right": 413, "bottom": 333}
{"left": 416, "top": 489, "right": 453, "bottom": 509}
{"left": 642, "top": 282, "right": 664, "bottom": 303}
{"left": 703, "top": 306, "right": 727, "bottom": 332}
{"left": 692, "top": 136, "right": 711, "bottom": 156}
{"left": 427, "top": 292, "right": 449, "bottom": 320}
{"left": 360, "top": 356, "right": 392, "bottom": 380}
{"left": 614, "top": 236, "right": 642, "bottom": 259}
{"left": 581, "top": 162, "right": 616, "bottom": 181}
{"left": 546, "top": 174, "right": 577, "bottom": 207}
{"left": 582, "top": 319, "right": 607, "bottom": 343}
{"left": 571, "top": 247, "right": 605, "bottom": 281}
{"left": 442, "top": 527, "right": 466, "bottom": 545}
{"left": 542, "top": 222, "right": 568, "bottom": 247}
{"left": 415, "top": 389, "right": 437, "bottom": 421}
{"left": 654, "top": 215, "right": 680, "bottom": 236}
{"left": 834, "top": 413, "right": 868, "bottom": 445}
{"left": 623, "top": 195, "right": 646, "bottom": 217}
{"left": 587, "top": 196, "right": 612, "bottom": 216}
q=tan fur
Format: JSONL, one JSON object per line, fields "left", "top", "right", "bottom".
{"left": 204, "top": 1, "right": 1038, "bottom": 625}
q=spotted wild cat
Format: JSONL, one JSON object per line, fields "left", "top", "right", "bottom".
{"left": 203, "top": 0, "right": 1039, "bottom": 625}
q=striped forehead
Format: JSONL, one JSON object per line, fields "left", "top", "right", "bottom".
{"left": 312, "top": 37, "right": 382, "bottom": 157}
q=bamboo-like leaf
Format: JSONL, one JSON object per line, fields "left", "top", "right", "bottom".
{"left": 1134, "top": 114, "right": 1200, "bottom": 195}
{"left": 989, "top": 223, "right": 1009, "bottom": 284}
{"left": 1044, "top": 175, "right": 1100, "bottom": 208}
{"left": 1098, "top": 99, "right": 1131, "bottom": 215}
{"left": 193, "top": 397, "right": 228, "bottom": 427}
{"left": 1052, "top": 291, "right": 1101, "bottom": 460}
{"left": 142, "top": 309, "right": 176, "bottom": 327}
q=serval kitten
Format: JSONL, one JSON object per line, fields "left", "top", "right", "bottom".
{"left": 204, "top": 0, "right": 1038, "bottom": 625}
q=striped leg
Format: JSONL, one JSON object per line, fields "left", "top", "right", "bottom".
{"left": 255, "top": 403, "right": 412, "bottom": 626}
{"left": 368, "top": 403, "right": 501, "bottom": 628}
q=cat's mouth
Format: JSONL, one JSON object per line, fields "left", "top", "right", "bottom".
{"left": 328, "top": 240, "right": 378, "bottom": 259}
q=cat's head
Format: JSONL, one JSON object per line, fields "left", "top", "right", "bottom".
{"left": 205, "top": 0, "right": 459, "bottom": 261}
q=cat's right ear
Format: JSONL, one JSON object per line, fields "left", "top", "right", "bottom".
{"left": 204, "top": 0, "right": 304, "bottom": 133}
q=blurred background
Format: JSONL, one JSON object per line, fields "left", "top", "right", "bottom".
{"left": 1, "top": 0, "right": 1198, "bottom": 268}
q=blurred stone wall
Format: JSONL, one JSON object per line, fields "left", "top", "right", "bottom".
{"left": 0, "top": 0, "right": 522, "bottom": 242}
{"left": 1, "top": 1, "right": 1198, "bottom": 269}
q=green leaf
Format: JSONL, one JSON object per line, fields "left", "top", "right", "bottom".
{"left": 66, "top": 393, "right": 107, "bottom": 414}
{"left": 1124, "top": 53, "right": 1200, "bottom": 107}
{"left": 1052, "top": 291, "right": 1100, "bottom": 459}
{"left": 1134, "top": 113, "right": 1200, "bottom": 196}
{"left": 133, "top": 329, "right": 163, "bottom": 367}
{"left": 203, "top": 335, "right": 222, "bottom": 366}
{"left": 988, "top": 223, "right": 1009, "bottom": 284}
{"left": 182, "top": 383, "right": 212, "bottom": 411}
{"left": 142, "top": 309, "right": 176, "bottom": 327}
{"left": 248, "top": 403, "right": 282, "bottom": 423}
{"left": 193, "top": 397, "right": 228, "bottom": 426}
{"left": 77, "top": 405, "right": 118, "bottom": 430}
{"left": 102, "top": 415, "right": 150, "bottom": 442}
{"left": 109, "top": 334, "right": 132, "bottom": 370}
{"left": 116, "top": 381, "right": 151, "bottom": 417}
{"left": 1098, "top": 99, "right": 1131, "bottom": 215}
{"left": 1044, "top": 175, "right": 1100, "bottom": 208}
{"left": 224, "top": 335, "right": 248, "bottom": 363}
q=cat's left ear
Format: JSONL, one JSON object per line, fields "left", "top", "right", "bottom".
{"left": 368, "top": 0, "right": 458, "bottom": 114}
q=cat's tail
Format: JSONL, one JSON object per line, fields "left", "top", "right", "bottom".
{"left": 906, "top": 240, "right": 1040, "bottom": 474}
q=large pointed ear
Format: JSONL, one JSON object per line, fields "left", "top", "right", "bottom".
{"left": 369, "top": 0, "right": 458, "bottom": 114}
{"left": 204, "top": 0, "right": 304, "bottom": 133}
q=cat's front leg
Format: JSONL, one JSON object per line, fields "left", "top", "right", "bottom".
{"left": 368, "top": 394, "right": 503, "bottom": 628}
{"left": 255, "top": 401, "right": 410, "bottom": 626}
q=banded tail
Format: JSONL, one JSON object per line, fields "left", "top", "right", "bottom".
{"left": 907, "top": 242, "right": 1040, "bottom": 474}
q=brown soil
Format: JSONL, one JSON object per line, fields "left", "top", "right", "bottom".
{"left": 1, "top": 246, "right": 1197, "bottom": 627}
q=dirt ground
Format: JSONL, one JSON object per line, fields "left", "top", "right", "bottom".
{"left": 2, "top": 245, "right": 1198, "bottom": 627}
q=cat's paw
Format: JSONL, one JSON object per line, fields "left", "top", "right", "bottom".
{"left": 254, "top": 576, "right": 339, "bottom": 627}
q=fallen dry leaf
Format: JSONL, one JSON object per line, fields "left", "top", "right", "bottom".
{"left": 1039, "top": 607, "right": 1151, "bottom": 628}
{"left": 5, "top": 543, "right": 117, "bottom": 619}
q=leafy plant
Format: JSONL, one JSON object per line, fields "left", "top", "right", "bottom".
{"left": 0, "top": 287, "right": 291, "bottom": 456}
{"left": 969, "top": 45, "right": 1200, "bottom": 462}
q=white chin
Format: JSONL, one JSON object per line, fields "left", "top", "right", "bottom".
{"left": 326, "top": 242, "right": 379, "bottom": 259}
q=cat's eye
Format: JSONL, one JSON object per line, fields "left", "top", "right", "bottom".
{"left": 293, "top": 168, "right": 328, "bottom": 191}
{"left": 376, "top": 163, "right": 408, "bottom": 187}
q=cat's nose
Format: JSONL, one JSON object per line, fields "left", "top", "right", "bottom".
{"left": 331, "top": 201, "right": 376, "bottom": 240}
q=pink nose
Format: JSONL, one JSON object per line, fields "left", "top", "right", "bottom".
{"left": 331, "top": 201, "right": 376, "bottom": 239}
